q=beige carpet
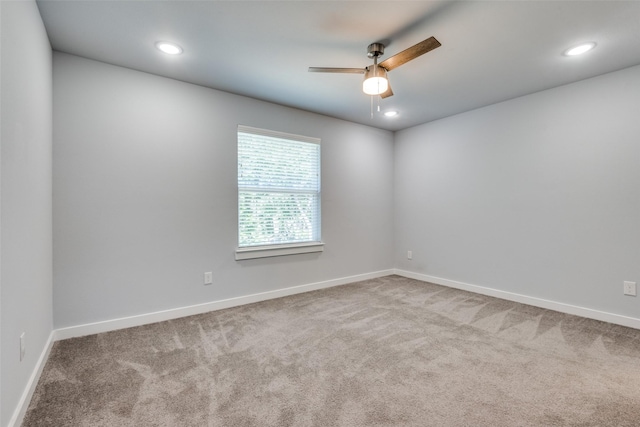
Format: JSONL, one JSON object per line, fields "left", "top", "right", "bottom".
{"left": 23, "top": 275, "right": 640, "bottom": 426}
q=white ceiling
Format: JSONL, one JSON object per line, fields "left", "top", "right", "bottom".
{"left": 36, "top": 0, "right": 640, "bottom": 131}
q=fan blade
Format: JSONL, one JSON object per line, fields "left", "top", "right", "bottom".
{"left": 308, "top": 67, "right": 365, "bottom": 74}
{"left": 379, "top": 36, "right": 441, "bottom": 72}
{"left": 380, "top": 83, "right": 394, "bottom": 99}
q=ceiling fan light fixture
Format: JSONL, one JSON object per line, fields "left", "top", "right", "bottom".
{"left": 309, "top": 36, "right": 441, "bottom": 100}
{"left": 363, "top": 65, "right": 388, "bottom": 95}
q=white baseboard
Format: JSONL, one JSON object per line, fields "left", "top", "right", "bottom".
{"left": 394, "top": 269, "right": 640, "bottom": 330}
{"left": 55, "top": 269, "right": 395, "bottom": 341}
{"left": 8, "top": 330, "right": 56, "bottom": 427}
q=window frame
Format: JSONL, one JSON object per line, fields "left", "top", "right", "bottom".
{"left": 235, "top": 125, "right": 323, "bottom": 260}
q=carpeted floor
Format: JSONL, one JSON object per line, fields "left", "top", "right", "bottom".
{"left": 23, "top": 275, "right": 640, "bottom": 426}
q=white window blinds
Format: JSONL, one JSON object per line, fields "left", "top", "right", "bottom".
{"left": 237, "top": 125, "right": 321, "bottom": 248}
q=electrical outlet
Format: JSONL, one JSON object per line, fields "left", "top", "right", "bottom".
{"left": 204, "top": 272, "right": 213, "bottom": 285}
{"left": 623, "top": 281, "right": 636, "bottom": 297}
{"left": 20, "top": 333, "right": 26, "bottom": 361}
{"left": 407, "top": 250, "right": 412, "bottom": 260}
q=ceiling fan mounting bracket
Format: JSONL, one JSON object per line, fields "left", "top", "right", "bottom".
{"left": 367, "top": 43, "right": 385, "bottom": 58}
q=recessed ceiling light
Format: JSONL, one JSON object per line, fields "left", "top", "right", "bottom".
{"left": 564, "top": 42, "right": 596, "bottom": 56}
{"left": 384, "top": 111, "right": 399, "bottom": 117}
{"left": 155, "top": 41, "right": 183, "bottom": 55}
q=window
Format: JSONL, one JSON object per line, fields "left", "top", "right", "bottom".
{"left": 236, "top": 125, "right": 323, "bottom": 260}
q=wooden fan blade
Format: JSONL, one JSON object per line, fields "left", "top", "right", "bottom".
{"left": 380, "top": 83, "right": 394, "bottom": 99}
{"left": 308, "top": 67, "right": 365, "bottom": 74}
{"left": 379, "top": 36, "right": 441, "bottom": 72}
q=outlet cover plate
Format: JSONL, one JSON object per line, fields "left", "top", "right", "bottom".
{"left": 623, "top": 281, "right": 637, "bottom": 296}
{"left": 204, "top": 272, "right": 213, "bottom": 285}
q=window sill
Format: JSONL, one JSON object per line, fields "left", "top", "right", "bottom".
{"left": 235, "top": 242, "right": 324, "bottom": 260}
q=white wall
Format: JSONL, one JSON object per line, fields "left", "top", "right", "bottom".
{"left": 0, "top": 1, "right": 53, "bottom": 426}
{"left": 395, "top": 65, "right": 640, "bottom": 320}
{"left": 53, "top": 53, "right": 395, "bottom": 329}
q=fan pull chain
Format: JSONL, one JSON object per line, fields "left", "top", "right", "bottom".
{"left": 370, "top": 96, "right": 382, "bottom": 119}
{"left": 370, "top": 95, "right": 374, "bottom": 119}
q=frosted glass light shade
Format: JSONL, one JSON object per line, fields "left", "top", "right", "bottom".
{"left": 363, "top": 65, "right": 388, "bottom": 95}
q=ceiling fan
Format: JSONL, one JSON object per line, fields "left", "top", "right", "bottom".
{"left": 309, "top": 36, "right": 441, "bottom": 98}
